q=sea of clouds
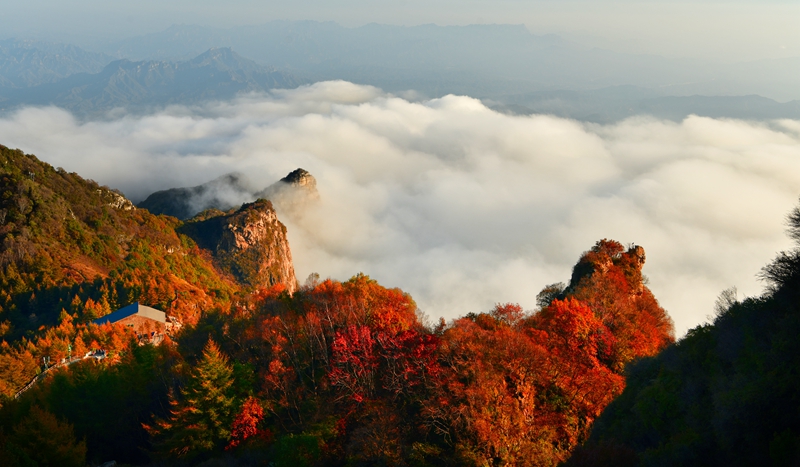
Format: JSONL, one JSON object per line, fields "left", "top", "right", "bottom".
{"left": 2, "top": 80, "right": 800, "bottom": 336}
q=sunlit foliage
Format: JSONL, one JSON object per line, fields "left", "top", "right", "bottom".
{"left": 570, "top": 203, "right": 800, "bottom": 466}
{"left": 0, "top": 144, "right": 679, "bottom": 466}
{"left": 0, "top": 145, "right": 237, "bottom": 397}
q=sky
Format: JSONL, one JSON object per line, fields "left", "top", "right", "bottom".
{"left": 1, "top": 82, "right": 799, "bottom": 336}
{"left": 3, "top": 1, "right": 800, "bottom": 63}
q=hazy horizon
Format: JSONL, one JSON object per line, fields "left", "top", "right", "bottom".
{"left": 3, "top": 1, "right": 799, "bottom": 64}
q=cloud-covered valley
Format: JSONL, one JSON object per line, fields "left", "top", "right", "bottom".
{"left": 2, "top": 80, "right": 800, "bottom": 335}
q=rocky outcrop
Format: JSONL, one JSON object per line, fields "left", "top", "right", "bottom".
{"left": 279, "top": 168, "right": 316, "bottom": 188}
{"left": 178, "top": 199, "right": 297, "bottom": 293}
{"left": 567, "top": 241, "right": 647, "bottom": 295}
{"left": 98, "top": 189, "right": 135, "bottom": 211}
{"left": 255, "top": 168, "right": 320, "bottom": 214}
{"left": 137, "top": 173, "right": 253, "bottom": 220}
{"left": 138, "top": 168, "right": 319, "bottom": 220}
{"left": 631, "top": 245, "right": 646, "bottom": 265}
{"left": 140, "top": 170, "right": 309, "bottom": 293}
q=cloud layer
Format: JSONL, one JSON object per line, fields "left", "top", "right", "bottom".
{"left": 2, "top": 81, "right": 800, "bottom": 335}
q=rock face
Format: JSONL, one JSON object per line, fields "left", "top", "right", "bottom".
{"left": 255, "top": 168, "right": 320, "bottom": 212}
{"left": 140, "top": 169, "right": 310, "bottom": 293}
{"left": 278, "top": 168, "right": 317, "bottom": 189}
{"left": 632, "top": 245, "right": 645, "bottom": 265}
{"left": 98, "top": 189, "right": 136, "bottom": 211}
{"left": 178, "top": 199, "right": 297, "bottom": 293}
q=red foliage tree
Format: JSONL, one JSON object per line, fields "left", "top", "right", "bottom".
{"left": 424, "top": 314, "right": 553, "bottom": 464}
{"left": 226, "top": 396, "right": 266, "bottom": 450}
{"left": 533, "top": 298, "right": 625, "bottom": 447}
{"left": 330, "top": 325, "right": 379, "bottom": 403}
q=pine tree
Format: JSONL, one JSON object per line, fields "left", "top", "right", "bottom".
{"left": 147, "top": 338, "right": 238, "bottom": 459}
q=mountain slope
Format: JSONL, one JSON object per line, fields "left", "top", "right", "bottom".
{"left": 0, "top": 39, "right": 113, "bottom": 89}
{"left": 0, "top": 144, "right": 237, "bottom": 330}
{"left": 0, "top": 148, "right": 677, "bottom": 465}
{"left": 0, "top": 144, "right": 298, "bottom": 397}
{"left": 137, "top": 173, "right": 254, "bottom": 221}
{"left": 138, "top": 168, "right": 319, "bottom": 220}
{"left": 0, "top": 47, "right": 300, "bottom": 114}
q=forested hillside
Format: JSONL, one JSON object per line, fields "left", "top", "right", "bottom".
{"left": 568, "top": 204, "right": 800, "bottom": 466}
{"left": 0, "top": 144, "right": 676, "bottom": 466}
{"left": 0, "top": 145, "right": 299, "bottom": 399}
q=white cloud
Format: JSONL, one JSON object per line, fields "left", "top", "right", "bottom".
{"left": 1, "top": 81, "right": 799, "bottom": 336}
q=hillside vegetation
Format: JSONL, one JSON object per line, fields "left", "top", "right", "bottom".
{"left": 568, "top": 203, "right": 800, "bottom": 466}
{"left": 0, "top": 145, "right": 299, "bottom": 399}
{"left": 0, "top": 144, "right": 238, "bottom": 327}
{"left": 0, "top": 144, "right": 676, "bottom": 466}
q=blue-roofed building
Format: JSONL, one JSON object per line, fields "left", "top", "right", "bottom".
{"left": 93, "top": 302, "right": 166, "bottom": 342}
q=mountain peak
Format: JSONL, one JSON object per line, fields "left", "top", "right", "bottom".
{"left": 256, "top": 168, "right": 320, "bottom": 211}
{"left": 188, "top": 46, "right": 260, "bottom": 72}
{"left": 279, "top": 168, "right": 316, "bottom": 188}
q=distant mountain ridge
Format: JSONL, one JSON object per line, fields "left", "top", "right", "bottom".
{"left": 0, "top": 38, "right": 114, "bottom": 89}
{"left": 490, "top": 87, "right": 800, "bottom": 123}
{"left": 2, "top": 21, "right": 800, "bottom": 120}
{"left": 0, "top": 47, "right": 300, "bottom": 114}
{"left": 94, "top": 21, "right": 800, "bottom": 102}
{"left": 100, "top": 21, "right": 683, "bottom": 97}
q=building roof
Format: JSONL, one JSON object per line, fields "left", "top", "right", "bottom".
{"left": 92, "top": 302, "right": 166, "bottom": 325}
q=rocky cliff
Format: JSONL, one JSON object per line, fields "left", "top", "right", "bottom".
{"left": 178, "top": 199, "right": 297, "bottom": 293}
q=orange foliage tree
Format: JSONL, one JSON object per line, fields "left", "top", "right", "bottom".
{"left": 566, "top": 240, "right": 674, "bottom": 370}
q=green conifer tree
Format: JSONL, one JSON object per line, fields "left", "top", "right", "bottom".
{"left": 148, "top": 338, "right": 238, "bottom": 459}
